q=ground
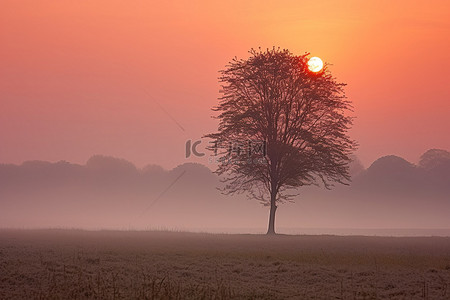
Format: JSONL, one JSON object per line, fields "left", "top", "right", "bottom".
{"left": 0, "top": 230, "right": 449, "bottom": 299}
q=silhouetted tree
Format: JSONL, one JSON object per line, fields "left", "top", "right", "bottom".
{"left": 206, "top": 48, "right": 356, "bottom": 234}
{"left": 419, "top": 149, "right": 450, "bottom": 170}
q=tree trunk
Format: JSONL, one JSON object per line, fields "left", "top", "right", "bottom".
{"left": 266, "top": 191, "right": 277, "bottom": 235}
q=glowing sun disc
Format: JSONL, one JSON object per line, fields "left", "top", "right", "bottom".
{"left": 307, "top": 57, "right": 323, "bottom": 72}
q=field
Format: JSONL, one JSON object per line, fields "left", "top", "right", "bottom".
{"left": 1, "top": 230, "right": 450, "bottom": 299}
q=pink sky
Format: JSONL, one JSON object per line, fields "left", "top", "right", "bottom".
{"left": 1, "top": 0, "right": 449, "bottom": 169}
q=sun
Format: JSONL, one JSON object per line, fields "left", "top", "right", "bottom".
{"left": 307, "top": 57, "right": 324, "bottom": 73}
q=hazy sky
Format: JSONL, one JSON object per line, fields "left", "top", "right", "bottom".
{"left": 1, "top": 0, "right": 449, "bottom": 169}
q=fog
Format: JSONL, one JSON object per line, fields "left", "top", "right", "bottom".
{"left": 1, "top": 149, "right": 449, "bottom": 235}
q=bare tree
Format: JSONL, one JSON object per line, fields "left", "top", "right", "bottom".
{"left": 206, "top": 48, "right": 356, "bottom": 234}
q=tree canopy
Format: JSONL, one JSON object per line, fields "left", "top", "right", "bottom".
{"left": 206, "top": 48, "right": 356, "bottom": 234}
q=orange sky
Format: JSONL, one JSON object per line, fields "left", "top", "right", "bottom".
{"left": 1, "top": 0, "right": 449, "bottom": 169}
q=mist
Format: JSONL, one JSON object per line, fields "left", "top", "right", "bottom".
{"left": 1, "top": 149, "right": 449, "bottom": 234}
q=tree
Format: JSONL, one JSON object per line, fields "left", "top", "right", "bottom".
{"left": 206, "top": 48, "right": 356, "bottom": 234}
{"left": 419, "top": 149, "right": 450, "bottom": 170}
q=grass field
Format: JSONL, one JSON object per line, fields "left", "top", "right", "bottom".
{"left": 1, "top": 230, "right": 449, "bottom": 299}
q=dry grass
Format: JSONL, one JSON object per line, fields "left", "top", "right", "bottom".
{"left": 1, "top": 229, "right": 450, "bottom": 299}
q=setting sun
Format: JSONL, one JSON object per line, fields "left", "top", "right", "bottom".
{"left": 308, "top": 57, "right": 324, "bottom": 72}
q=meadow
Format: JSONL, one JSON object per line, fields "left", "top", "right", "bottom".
{"left": 1, "top": 229, "right": 449, "bottom": 299}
